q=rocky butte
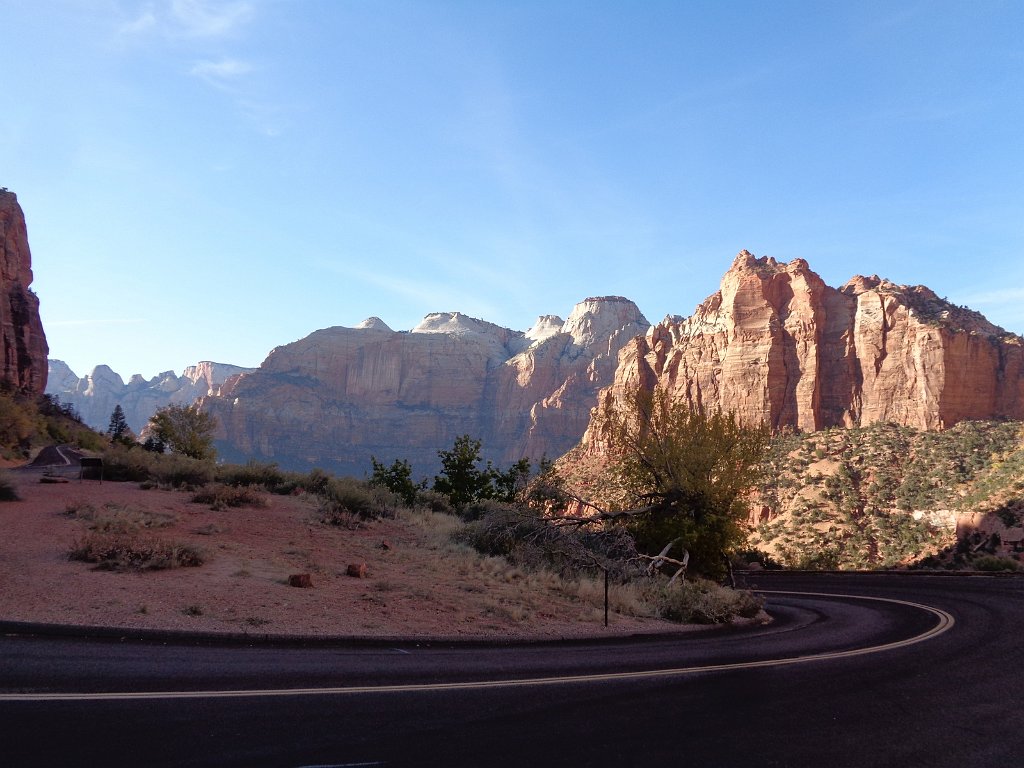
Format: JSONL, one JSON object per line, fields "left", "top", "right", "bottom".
{"left": 46, "top": 360, "right": 255, "bottom": 433}
{"left": 0, "top": 189, "right": 48, "bottom": 395}
{"left": 587, "top": 251, "right": 1024, "bottom": 442}
{"left": 200, "top": 298, "right": 649, "bottom": 476}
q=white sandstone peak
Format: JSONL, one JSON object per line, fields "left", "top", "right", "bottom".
{"left": 355, "top": 317, "right": 393, "bottom": 332}
{"left": 525, "top": 315, "right": 564, "bottom": 345}
{"left": 561, "top": 296, "right": 649, "bottom": 347}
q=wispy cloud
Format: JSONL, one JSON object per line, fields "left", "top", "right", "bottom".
{"left": 118, "top": 5, "right": 158, "bottom": 35}
{"left": 117, "top": 0, "right": 254, "bottom": 40}
{"left": 318, "top": 260, "right": 502, "bottom": 326}
{"left": 170, "top": 0, "right": 254, "bottom": 38}
{"left": 189, "top": 57, "right": 254, "bottom": 89}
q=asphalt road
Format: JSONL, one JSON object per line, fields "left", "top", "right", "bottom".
{"left": 2, "top": 572, "right": 1022, "bottom": 767}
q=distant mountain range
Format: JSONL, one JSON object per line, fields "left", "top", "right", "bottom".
{"left": 200, "top": 297, "right": 650, "bottom": 476}
{"left": 46, "top": 361, "right": 254, "bottom": 434}
{"left": 44, "top": 251, "right": 1024, "bottom": 481}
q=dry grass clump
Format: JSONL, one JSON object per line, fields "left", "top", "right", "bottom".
{"left": 191, "top": 483, "right": 268, "bottom": 511}
{"left": 568, "top": 573, "right": 762, "bottom": 624}
{"left": 63, "top": 501, "right": 176, "bottom": 532}
{"left": 411, "top": 503, "right": 764, "bottom": 626}
{"left": 68, "top": 532, "right": 203, "bottom": 571}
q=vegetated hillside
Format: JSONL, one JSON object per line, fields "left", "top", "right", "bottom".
{"left": 0, "top": 392, "right": 106, "bottom": 463}
{"left": 750, "top": 420, "right": 1024, "bottom": 569}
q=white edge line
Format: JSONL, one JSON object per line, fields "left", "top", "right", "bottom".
{"left": 0, "top": 590, "right": 954, "bottom": 702}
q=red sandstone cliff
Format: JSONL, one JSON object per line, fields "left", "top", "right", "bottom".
{"left": 588, "top": 251, "right": 1024, "bottom": 439}
{"left": 201, "top": 299, "right": 649, "bottom": 475}
{"left": 0, "top": 190, "right": 48, "bottom": 395}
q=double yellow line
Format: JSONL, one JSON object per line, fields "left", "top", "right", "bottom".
{"left": 0, "top": 590, "right": 954, "bottom": 702}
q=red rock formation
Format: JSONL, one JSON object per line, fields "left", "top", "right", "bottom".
{"left": 589, "top": 252, "right": 1024, "bottom": 438}
{"left": 202, "top": 298, "right": 649, "bottom": 475}
{"left": 0, "top": 190, "right": 48, "bottom": 395}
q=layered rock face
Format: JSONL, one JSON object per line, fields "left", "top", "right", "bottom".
{"left": 0, "top": 190, "right": 48, "bottom": 395}
{"left": 46, "top": 360, "right": 254, "bottom": 433}
{"left": 201, "top": 298, "right": 649, "bottom": 475}
{"left": 589, "top": 251, "right": 1024, "bottom": 437}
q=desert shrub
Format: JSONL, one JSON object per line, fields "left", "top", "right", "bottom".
{"left": 732, "top": 548, "right": 782, "bottom": 570}
{"left": 971, "top": 555, "right": 1021, "bottom": 572}
{"left": 317, "top": 476, "right": 398, "bottom": 523}
{"left": 655, "top": 578, "right": 764, "bottom": 624}
{"left": 0, "top": 470, "right": 19, "bottom": 501}
{"left": 100, "top": 445, "right": 156, "bottom": 482}
{"left": 458, "top": 503, "right": 643, "bottom": 583}
{"left": 794, "top": 546, "right": 842, "bottom": 570}
{"left": 215, "top": 461, "right": 304, "bottom": 494}
{"left": 457, "top": 504, "right": 545, "bottom": 559}
{"left": 415, "top": 489, "right": 454, "bottom": 515}
{"left": 149, "top": 453, "right": 215, "bottom": 488}
{"left": 192, "top": 483, "right": 268, "bottom": 510}
{"left": 68, "top": 533, "right": 203, "bottom": 570}
{"left": 99, "top": 445, "right": 214, "bottom": 487}
{"left": 64, "top": 502, "right": 176, "bottom": 532}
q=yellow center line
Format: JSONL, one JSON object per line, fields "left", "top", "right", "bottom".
{"left": 0, "top": 590, "right": 954, "bottom": 702}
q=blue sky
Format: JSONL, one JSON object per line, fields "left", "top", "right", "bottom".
{"left": 4, "top": 1, "right": 1023, "bottom": 380}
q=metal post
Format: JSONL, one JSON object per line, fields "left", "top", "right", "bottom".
{"left": 604, "top": 568, "right": 609, "bottom": 627}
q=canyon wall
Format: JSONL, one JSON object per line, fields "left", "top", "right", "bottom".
{"left": 201, "top": 298, "right": 650, "bottom": 476}
{"left": 587, "top": 251, "right": 1024, "bottom": 441}
{"left": 0, "top": 190, "right": 48, "bottom": 395}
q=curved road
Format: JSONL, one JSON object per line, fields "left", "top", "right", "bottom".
{"left": 2, "top": 573, "right": 1022, "bottom": 767}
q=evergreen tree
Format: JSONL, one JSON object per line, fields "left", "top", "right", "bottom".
{"left": 432, "top": 435, "right": 495, "bottom": 510}
{"left": 107, "top": 404, "right": 132, "bottom": 444}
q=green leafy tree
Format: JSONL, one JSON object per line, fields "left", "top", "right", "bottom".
{"left": 598, "top": 385, "right": 770, "bottom": 579}
{"left": 432, "top": 435, "right": 497, "bottom": 510}
{"left": 107, "top": 404, "right": 134, "bottom": 445}
{"left": 369, "top": 457, "right": 423, "bottom": 506}
{"left": 147, "top": 404, "right": 217, "bottom": 460}
{"left": 492, "top": 457, "right": 531, "bottom": 502}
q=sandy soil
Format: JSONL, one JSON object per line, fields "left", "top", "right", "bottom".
{"left": 0, "top": 470, "right": 704, "bottom": 641}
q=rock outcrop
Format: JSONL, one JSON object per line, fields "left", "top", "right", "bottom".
{"left": 46, "top": 360, "right": 254, "bottom": 433}
{"left": 588, "top": 251, "right": 1024, "bottom": 438}
{"left": 201, "top": 298, "right": 650, "bottom": 476}
{"left": 0, "top": 190, "right": 48, "bottom": 395}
